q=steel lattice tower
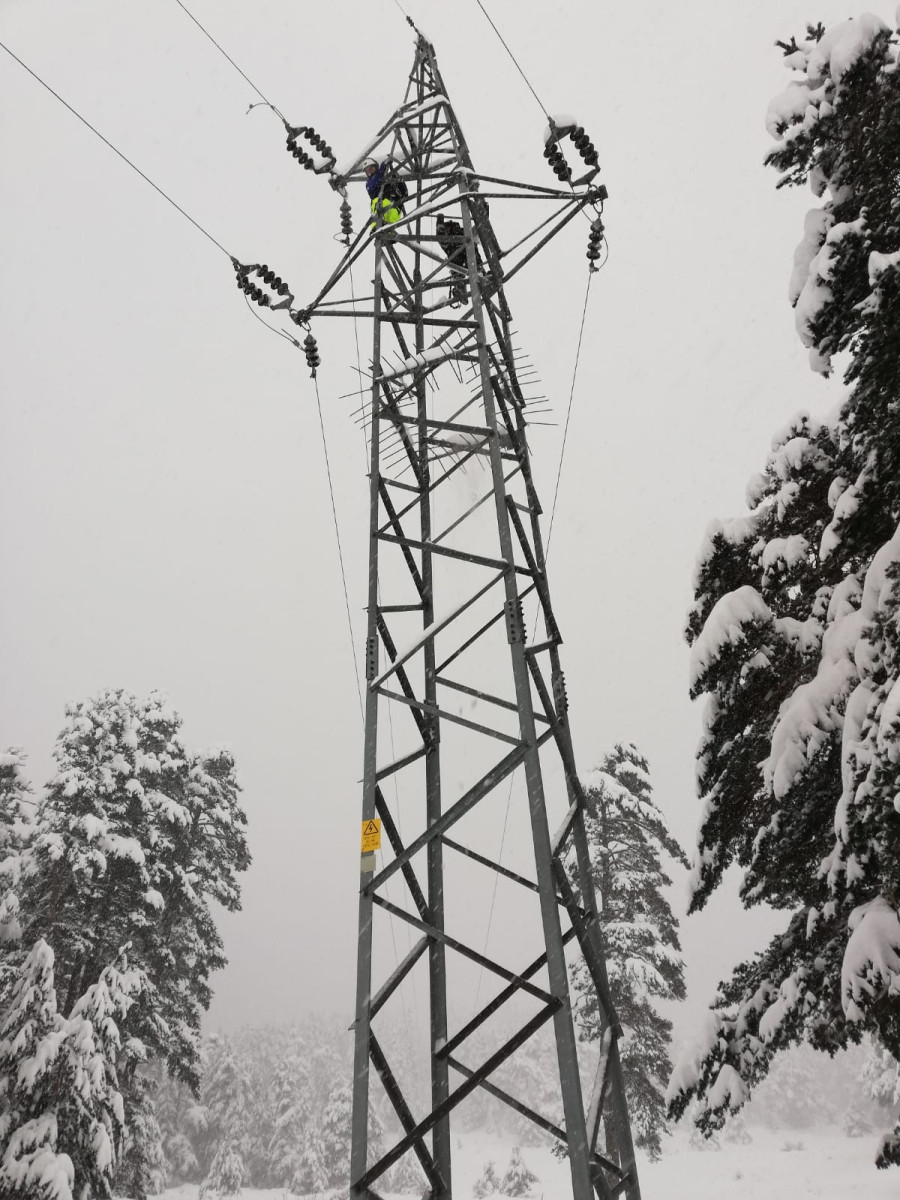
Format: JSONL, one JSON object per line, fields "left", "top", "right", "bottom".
{"left": 262, "top": 31, "right": 641, "bottom": 1200}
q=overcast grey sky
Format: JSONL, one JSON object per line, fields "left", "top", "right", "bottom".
{"left": 0, "top": 0, "right": 863, "bottom": 1042}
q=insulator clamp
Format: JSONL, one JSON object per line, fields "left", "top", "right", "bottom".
{"left": 303, "top": 332, "right": 321, "bottom": 379}
{"left": 544, "top": 121, "right": 600, "bottom": 185}
{"left": 233, "top": 260, "right": 294, "bottom": 310}
{"left": 285, "top": 123, "right": 337, "bottom": 175}
{"left": 587, "top": 215, "right": 606, "bottom": 268}
{"left": 339, "top": 198, "right": 353, "bottom": 245}
{"left": 365, "top": 636, "right": 378, "bottom": 681}
{"left": 504, "top": 597, "right": 526, "bottom": 644}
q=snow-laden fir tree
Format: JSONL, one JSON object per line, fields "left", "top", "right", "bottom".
{"left": 200, "top": 1141, "right": 245, "bottom": 1199}
{"left": 472, "top": 1160, "right": 501, "bottom": 1198}
{"left": 571, "top": 743, "right": 687, "bottom": 1160}
{"left": 863, "top": 1041, "right": 900, "bottom": 1112}
{"left": 669, "top": 11, "right": 900, "bottom": 1169}
{"left": 316, "top": 1082, "right": 385, "bottom": 1190}
{"left": 0, "top": 939, "right": 141, "bottom": 1199}
{"left": 199, "top": 1034, "right": 251, "bottom": 1188}
{"left": 155, "top": 1067, "right": 205, "bottom": 1184}
{"left": 318, "top": 1083, "right": 352, "bottom": 1190}
{"left": 499, "top": 1146, "right": 538, "bottom": 1197}
{"left": 291, "top": 1141, "right": 329, "bottom": 1197}
{"left": 267, "top": 1053, "right": 311, "bottom": 1190}
{"left": 0, "top": 749, "right": 31, "bottom": 948}
{"left": 15, "top": 690, "right": 250, "bottom": 1184}
{"left": 114, "top": 1070, "right": 166, "bottom": 1200}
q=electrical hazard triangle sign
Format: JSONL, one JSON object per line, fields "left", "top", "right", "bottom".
{"left": 361, "top": 818, "right": 382, "bottom": 852}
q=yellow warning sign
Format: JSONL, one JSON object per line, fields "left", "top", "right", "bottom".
{"left": 361, "top": 818, "right": 382, "bottom": 853}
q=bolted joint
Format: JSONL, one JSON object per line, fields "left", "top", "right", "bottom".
{"left": 552, "top": 670, "right": 569, "bottom": 715}
{"left": 504, "top": 597, "right": 526, "bottom": 644}
{"left": 365, "top": 635, "right": 378, "bottom": 681}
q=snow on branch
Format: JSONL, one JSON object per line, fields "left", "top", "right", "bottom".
{"left": 842, "top": 896, "right": 900, "bottom": 1020}
{"left": 688, "top": 586, "right": 774, "bottom": 693}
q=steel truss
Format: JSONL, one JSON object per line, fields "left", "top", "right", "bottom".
{"left": 292, "top": 33, "right": 639, "bottom": 1200}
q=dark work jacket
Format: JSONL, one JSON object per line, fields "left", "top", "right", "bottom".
{"left": 366, "top": 163, "right": 408, "bottom": 207}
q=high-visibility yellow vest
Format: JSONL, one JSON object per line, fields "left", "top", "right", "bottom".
{"left": 371, "top": 196, "right": 402, "bottom": 226}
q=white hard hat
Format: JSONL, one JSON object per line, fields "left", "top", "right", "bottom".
{"left": 363, "top": 156, "right": 379, "bottom": 169}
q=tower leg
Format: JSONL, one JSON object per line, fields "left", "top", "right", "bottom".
{"left": 457, "top": 193, "right": 595, "bottom": 1200}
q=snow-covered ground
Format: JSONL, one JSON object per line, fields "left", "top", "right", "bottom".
{"left": 157, "top": 1125, "right": 900, "bottom": 1200}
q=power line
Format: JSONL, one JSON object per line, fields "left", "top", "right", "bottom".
{"left": 173, "top": 0, "right": 286, "bottom": 122}
{"left": 546, "top": 270, "right": 593, "bottom": 555}
{"left": 0, "top": 39, "right": 232, "bottom": 262}
{"left": 474, "top": 0, "right": 550, "bottom": 119}
{"left": 313, "top": 375, "right": 365, "bottom": 727}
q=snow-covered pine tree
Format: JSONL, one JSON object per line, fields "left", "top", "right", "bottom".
{"left": 862, "top": 1041, "right": 900, "bottom": 1112}
{"left": 0, "top": 939, "right": 140, "bottom": 1199}
{"left": 669, "top": 13, "right": 900, "bottom": 1168}
{"left": 17, "top": 691, "right": 250, "bottom": 1184}
{"left": 499, "top": 1146, "right": 538, "bottom": 1197}
{"left": 0, "top": 750, "right": 31, "bottom": 950}
{"left": 199, "top": 1034, "right": 251, "bottom": 1187}
{"left": 571, "top": 743, "right": 687, "bottom": 1160}
{"left": 318, "top": 1083, "right": 352, "bottom": 1190}
{"left": 315, "top": 1081, "right": 386, "bottom": 1191}
{"left": 200, "top": 1141, "right": 245, "bottom": 1199}
{"left": 154, "top": 1067, "right": 205, "bottom": 1184}
{"left": 291, "top": 1140, "right": 329, "bottom": 1197}
{"left": 472, "top": 1160, "right": 501, "bottom": 1198}
{"left": 21, "top": 692, "right": 250, "bottom": 1084}
{"left": 0, "top": 938, "right": 73, "bottom": 1199}
{"left": 267, "top": 1053, "right": 311, "bottom": 1189}
{"left": 114, "top": 1070, "right": 166, "bottom": 1200}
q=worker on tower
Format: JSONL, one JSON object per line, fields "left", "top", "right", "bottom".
{"left": 435, "top": 213, "right": 468, "bottom": 304}
{"left": 364, "top": 156, "right": 408, "bottom": 226}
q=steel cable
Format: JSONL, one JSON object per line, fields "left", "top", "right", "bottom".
{"left": 173, "top": 0, "right": 286, "bottom": 122}
{"left": 0, "top": 39, "right": 232, "bottom": 260}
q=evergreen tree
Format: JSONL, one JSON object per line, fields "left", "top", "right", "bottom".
{"left": 115, "top": 1071, "right": 166, "bottom": 1200}
{"left": 499, "top": 1146, "right": 538, "bottom": 1197}
{"left": 199, "top": 1034, "right": 251, "bottom": 1186}
{"left": 318, "top": 1083, "right": 352, "bottom": 1189}
{"left": 472, "top": 1160, "right": 501, "bottom": 1198}
{"left": 268, "top": 1053, "right": 311, "bottom": 1189}
{"left": 21, "top": 691, "right": 250, "bottom": 1088}
{"left": 0, "top": 749, "right": 31, "bottom": 949}
{"left": 669, "top": 13, "right": 900, "bottom": 1168}
{"left": 0, "top": 939, "right": 140, "bottom": 1199}
{"left": 291, "top": 1140, "right": 328, "bottom": 1196}
{"left": 863, "top": 1041, "right": 900, "bottom": 1111}
{"left": 14, "top": 691, "right": 250, "bottom": 1186}
{"left": 155, "top": 1066, "right": 204, "bottom": 1184}
{"left": 571, "top": 743, "right": 687, "bottom": 1160}
{"left": 200, "top": 1141, "right": 244, "bottom": 1198}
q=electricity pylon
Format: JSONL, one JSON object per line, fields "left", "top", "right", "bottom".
{"left": 237, "top": 28, "right": 640, "bottom": 1200}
